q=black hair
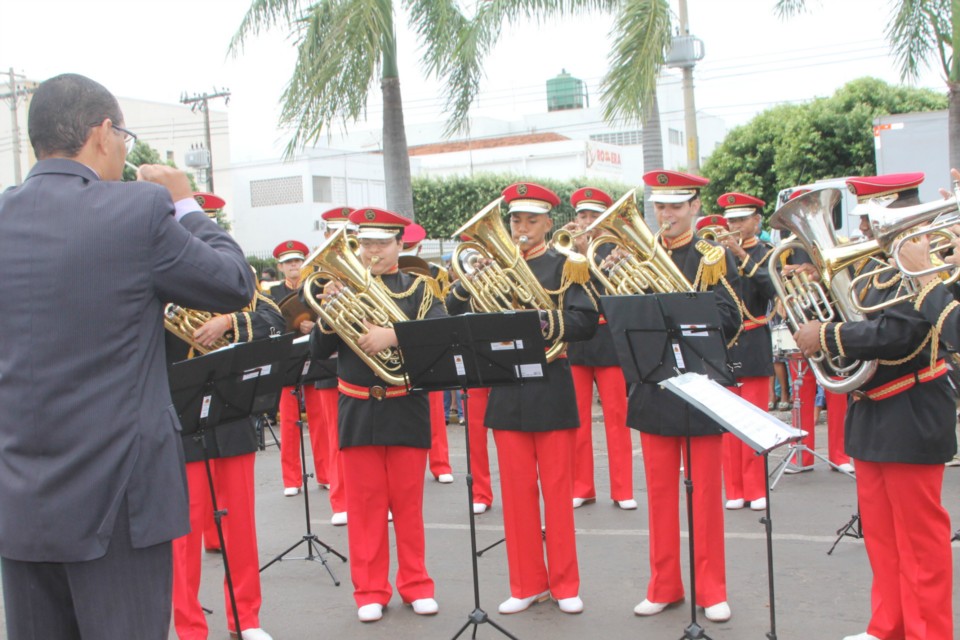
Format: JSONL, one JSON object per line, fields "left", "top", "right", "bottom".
{"left": 28, "top": 73, "right": 123, "bottom": 159}
{"left": 261, "top": 267, "right": 277, "bottom": 279}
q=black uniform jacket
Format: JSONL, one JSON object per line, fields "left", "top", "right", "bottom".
{"left": 727, "top": 239, "right": 776, "bottom": 378}
{"left": 626, "top": 239, "right": 743, "bottom": 436}
{"left": 821, "top": 268, "right": 957, "bottom": 464}
{"left": 568, "top": 242, "right": 620, "bottom": 368}
{"left": 445, "top": 246, "right": 599, "bottom": 431}
{"left": 168, "top": 291, "right": 286, "bottom": 463}
{"left": 311, "top": 270, "right": 445, "bottom": 449}
{"left": 270, "top": 278, "right": 338, "bottom": 389}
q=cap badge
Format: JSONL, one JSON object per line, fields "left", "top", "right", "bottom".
{"left": 585, "top": 189, "right": 593, "bottom": 198}
{"left": 726, "top": 195, "right": 736, "bottom": 205}
{"left": 341, "top": 207, "right": 350, "bottom": 215}
{"left": 196, "top": 195, "right": 206, "bottom": 207}
{"left": 517, "top": 184, "right": 528, "bottom": 196}
{"left": 365, "top": 209, "right": 376, "bottom": 220}
{"left": 847, "top": 184, "right": 858, "bottom": 195}
{"left": 657, "top": 173, "right": 668, "bottom": 185}
{"left": 286, "top": 241, "right": 294, "bottom": 249}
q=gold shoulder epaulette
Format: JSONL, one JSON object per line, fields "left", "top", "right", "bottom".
{"left": 695, "top": 240, "right": 727, "bottom": 288}
{"left": 562, "top": 253, "right": 591, "bottom": 286}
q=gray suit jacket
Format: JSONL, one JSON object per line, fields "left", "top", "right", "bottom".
{"left": 0, "top": 159, "right": 255, "bottom": 562}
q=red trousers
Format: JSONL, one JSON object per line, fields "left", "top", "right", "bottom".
{"left": 428, "top": 391, "right": 452, "bottom": 477}
{"left": 571, "top": 365, "right": 633, "bottom": 502}
{"left": 465, "top": 388, "right": 493, "bottom": 507}
{"left": 341, "top": 445, "right": 434, "bottom": 607}
{"left": 640, "top": 433, "right": 726, "bottom": 607}
{"left": 173, "top": 455, "right": 261, "bottom": 638}
{"left": 492, "top": 428, "right": 580, "bottom": 599}
{"left": 722, "top": 377, "right": 769, "bottom": 502}
{"left": 278, "top": 384, "right": 329, "bottom": 489}
{"left": 317, "top": 387, "right": 346, "bottom": 513}
{"left": 788, "top": 360, "right": 849, "bottom": 466}
{"left": 857, "top": 460, "right": 953, "bottom": 640}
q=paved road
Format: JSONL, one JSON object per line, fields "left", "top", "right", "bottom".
{"left": 2, "top": 404, "right": 958, "bottom": 639}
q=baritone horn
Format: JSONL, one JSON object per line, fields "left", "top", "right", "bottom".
{"left": 767, "top": 188, "right": 877, "bottom": 393}
{"left": 583, "top": 188, "right": 693, "bottom": 294}
{"left": 451, "top": 197, "right": 570, "bottom": 362}
{"left": 163, "top": 305, "right": 231, "bottom": 354}
{"left": 300, "top": 226, "right": 409, "bottom": 386}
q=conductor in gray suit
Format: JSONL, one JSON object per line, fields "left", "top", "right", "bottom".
{"left": 0, "top": 73, "right": 256, "bottom": 639}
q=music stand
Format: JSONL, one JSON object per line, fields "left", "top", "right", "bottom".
{"left": 169, "top": 334, "right": 293, "bottom": 637}
{"left": 259, "top": 335, "right": 347, "bottom": 583}
{"left": 602, "top": 292, "right": 733, "bottom": 640}
{"left": 394, "top": 310, "right": 547, "bottom": 640}
{"left": 662, "top": 373, "right": 805, "bottom": 640}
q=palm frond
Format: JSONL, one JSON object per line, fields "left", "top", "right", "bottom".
{"left": 773, "top": 0, "right": 812, "bottom": 19}
{"left": 277, "top": 0, "right": 392, "bottom": 154}
{"left": 229, "top": 0, "right": 308, "bottom": 55}
{"left": 600, "top": 0, "right": 672, "bottom": 124}
{"left": 887, "top": 0, "right": 949, "bottom": 81}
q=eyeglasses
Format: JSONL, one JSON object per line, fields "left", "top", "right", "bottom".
{"left": 89, "top": 120, "right": 138, "bottom": 156}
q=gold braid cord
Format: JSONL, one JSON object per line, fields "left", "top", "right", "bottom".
{"left": 717, "top": 276, "right": 743, "bottom": 348}
{"left": 912, "top": 278, "right": 943, "bottom": 311}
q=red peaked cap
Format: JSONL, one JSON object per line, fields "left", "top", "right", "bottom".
{"left": 193, "top": 192, "right": 225, "bottom": 212}
{"left": 643, "top": 170, "right": 709, "bottom": 203}
{"left": 717, "top": 192, "right": 765, "bottom": 219}
{"left": 501, "top": 182, "right": 560, "bottom": 215}
{"left": 273, "top": 240, "right": 309, "bottom": 262}
{"left": 402, "top": 223, "right": 427, "bottom": 249}
{"left": 846, "top": 172, "right": 924, "bottom": 202}
{"left": 320, "top": 206, "right": 353, "bottom": 222}
{"left": 695, "top": 215, "right": 728, "bottom": 232}
{"left": 787, "top": 189, "right": 810, "bottom": 201}
{"left": 348, "top": 207, "right": 411, "bottom": 239}
{"left": 570, "top": 187, "right": 613, "bottom": 213}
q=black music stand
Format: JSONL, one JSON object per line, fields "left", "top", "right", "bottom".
{"left": 394, "top": 311, "right": 547, "bottom": 640}
{"left": 169, "top": 334, "right": 294, "bottom": 637}
{"left": 602, "top": 292, "right": 733, "bottom": 640}
{"left": 662, "top": 373, "right": 805, "bottom": 640}
{"left": 259, "top": 335, "right": 347, "bottom": 583}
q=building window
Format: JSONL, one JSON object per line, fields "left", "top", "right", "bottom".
{"left": 312, "top": 176, "right": 333, "bottom": 202}
{"left": 668, "top": 128, "right": 684, "bottom": 146}
{"left": 166, "top": 150, "right": 174, "bottom": 163}
{"left": 590, "top": 130, "right": 643, "bottom": 146}
{"left": 250, "top": 176, "right": 303, "bottom": 207}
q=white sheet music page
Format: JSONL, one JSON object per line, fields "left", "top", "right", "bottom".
{"left": 660, "top": 373, "right": 805, "bottom": 454}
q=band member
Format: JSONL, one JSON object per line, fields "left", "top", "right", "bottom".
{"left": 311, "top": 207, "right": 443, "bottom": 623}
{"left": 630, "top": 170, "right": 740, "bottom": 623}
{"left": 401, "top": 223, "right": 455, "bottom": 485}
{"left": 447, "top": 182, "right": 599, "bottom": 615}
{"left": 270, "top": 239, "right": 331, "bottom": 497}
{"left": 794, "top": 173, "right": 955, "bottom": 640}
{"left": 168, "top": 247, "right": 285, "bottom": 640}
{"left": 780, "top": 189, "right": 853, "bottom": 473}
{"left": 713, "top": 193, "right": 778, "bottom": 511}
{"left": 563, "top": 187, "right": 637, "bottom": 510}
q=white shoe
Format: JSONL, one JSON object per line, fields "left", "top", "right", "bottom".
{"left": 749, "top": 497, "right": 767, "bottom": 511}
{"left": 704, "top": 601, "right": 731, "bottom": 622}
{"left": 473, "top": 503, "right": 488, "bottom": 515}
{"left": 411, "top": 598, "right": 439, "bottom": 615}
{"left": 237, "top": 629, "right": 273, "bottom": 640}
{"left": 633, "top": 599, "right": 671, "bottom": 616}
{"left": 725, "top": 499, "right": 745, "bottom": 510}
{"left": 837, "top": 462, "right": 856, "bottom": 474}
{"left": 572, "top": 497, "right": 595, "bottom": 508}
{"left": 617, "top": 499, "right": 638, "bottom": 510}
{"left": 498, "top": 590, "right": 550, "bottom": 614}
{"left": 358, "top": 603, "right": 383, "bottom": 622}
{"left": 331, "top": 512, "right": 347, "bottom": 526}
{"left": 387, "top": 510, "right": 393, "bottom": 522}
{"left": 437, "top": 473, "right": 454, "bottom": 484}
{"left": 842, "top": 633, "right": 880, "bottom": 640}
{"left": 318, "top": 483, "right": 330, "bottom": 490}
{"left": 557, "top": 596, "right": 583, "bottom": 614}
{"left": 283, "top": 487, "right": 300, "bottom": 497}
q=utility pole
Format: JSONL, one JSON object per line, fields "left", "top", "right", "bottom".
{"left": 180, "top": 88, "right": 230, "bottom": 192}
{"left": 666, "top": 0, "right": 705, "bottom": 173}
{"left": 1, "top": 68, "right": 35, "bottom": 186}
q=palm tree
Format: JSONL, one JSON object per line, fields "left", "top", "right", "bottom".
{"left": 775, "top": 0, "right": 960, "bottom": 173}
{"left": 230, "top": 0, "right": 673, "bottom": 221}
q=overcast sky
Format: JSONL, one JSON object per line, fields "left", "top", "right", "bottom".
{"left": 1, "top": 0, "right": 945, "bottom": 162}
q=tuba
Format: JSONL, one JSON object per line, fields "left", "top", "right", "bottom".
{"left": 300, "top": 226, "right": 409, "bottom": 386}
{"left": 164, "top": 305, "right": 232, "bottom": 355}
{"left": 767, "top": 188, "right": 877, "bottom": 393}
{"left": 450, "top": 197, "right": 570, "bottom": 362}
{"left": 583, "top": 189, "right": 693, "bottom": 294}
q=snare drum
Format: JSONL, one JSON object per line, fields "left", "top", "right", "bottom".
{"left": 770, "top": 323, "right": 798, "bottom": 356}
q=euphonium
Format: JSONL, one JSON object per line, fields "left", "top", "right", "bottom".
{"left": 163, "top": 305, "right": 232, "bottom": 355}
{"left": 767, "top": 188, "right": 877, "bottom": 393}
{"left": 450, "top": 197, "right": 570, "bottom": 362}
{"left": 583, "top": 189, "right": 693, "bottom": 294}
{"left": 300, "top": 226, "right": 410, "bottom": 386}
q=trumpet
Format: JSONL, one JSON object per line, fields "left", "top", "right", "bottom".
{"left": 699, "top": 226, "right": 741, "bottom": 246}
{"left": 550, "top": 224, "right": 592, "bottom": 253}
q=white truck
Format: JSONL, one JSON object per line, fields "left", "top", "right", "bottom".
{"left": 873, "top": 109, "right": 950, "bottom": 203}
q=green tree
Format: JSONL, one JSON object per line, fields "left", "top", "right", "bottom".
{"left": 700, "top": 78, "right": 947, "bottom": 217}
{"left": 776, "top": 0, "right": 960, "bottom": 169}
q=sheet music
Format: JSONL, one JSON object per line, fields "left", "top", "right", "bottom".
{"left": 660, "top": 373, "right": 805, "bottom": 454}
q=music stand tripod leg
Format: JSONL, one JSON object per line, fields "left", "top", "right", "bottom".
{"left": 827, "top": 509, "right": 862, "bottom": 555}
{"left": 451, "top": 387, "right": 518, "bottom": 640}
{"left": 678, "top": 428, "right": 713, "bottom": 640}
{"left": 258, "top": 384, "right": 346, "bottom": 584}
